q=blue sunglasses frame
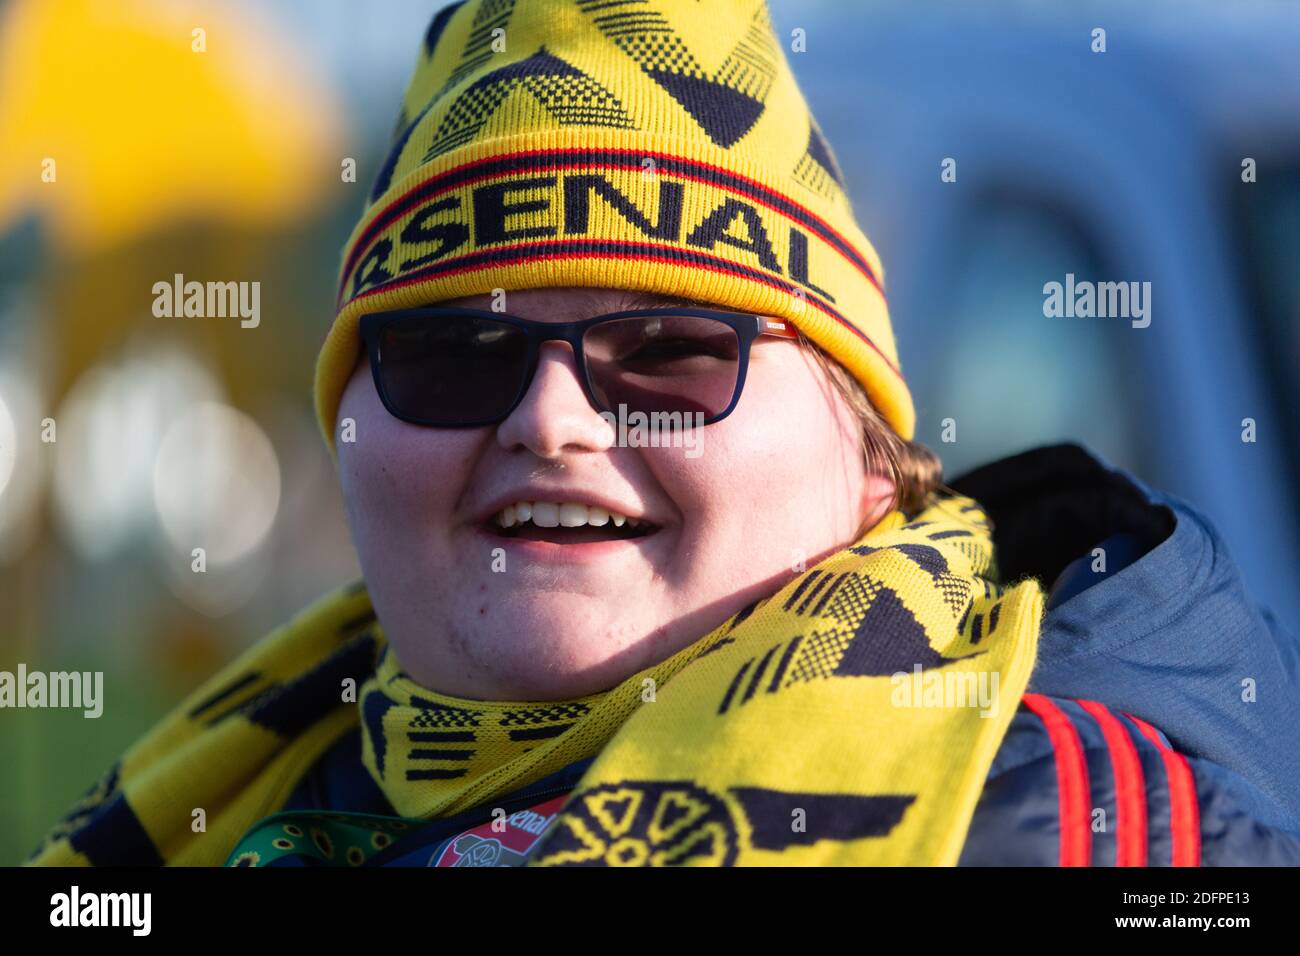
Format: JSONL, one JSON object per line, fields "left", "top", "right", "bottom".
{"left": 358, "top": 306, "right": 799, "bottom": 428}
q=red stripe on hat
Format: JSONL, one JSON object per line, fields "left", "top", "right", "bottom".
{"left": 1022, "top": 693, "right": 1092, "bottom": 867}
{"left": 1078, "top": 700, "right": 1148, "bottom": 866}
{"left": 1125, "top": 713, "right": 1201, "bottom": 867}
{"left": 339, "top": 147, "right": 882, "bottom": 301}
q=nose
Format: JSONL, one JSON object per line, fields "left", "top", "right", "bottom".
{"left": 495, "top": 342, "right": 615, "bottom": 458}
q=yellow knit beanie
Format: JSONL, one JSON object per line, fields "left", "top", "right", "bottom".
{"left": 315, "top": 0, "right": 914, "bottom": 447}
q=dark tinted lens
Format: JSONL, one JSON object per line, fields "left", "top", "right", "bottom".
{"left": 582, "top": 315, "right": 741, "bottom": 420}
{"left": 376, "top": 314, "right": 529, "bottom": 424}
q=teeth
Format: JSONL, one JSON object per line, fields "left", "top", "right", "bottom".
{"left": 494, "top": 501, "right": 645, "bottom": 531}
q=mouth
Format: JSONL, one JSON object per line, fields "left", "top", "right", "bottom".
{"left": 483, "top": 501, "right": 659, "bottom": 545}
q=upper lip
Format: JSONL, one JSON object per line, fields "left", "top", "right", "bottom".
{"left": 472, "top": 487, "right": 661, "bottom": 527}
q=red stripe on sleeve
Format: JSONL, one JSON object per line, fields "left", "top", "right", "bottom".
{"left": 1078, "top": 700, "right": 1148, "bottom": 866}
{"left": 1022, "top": 693, "right": 1092, "bottom": 867}
{"left": 1124, "top": 714, "right": 1202, "bottom": 867}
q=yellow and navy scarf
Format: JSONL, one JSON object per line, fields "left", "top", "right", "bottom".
{"left": 27, "top": 494, "right": 1042, "bottom": 867}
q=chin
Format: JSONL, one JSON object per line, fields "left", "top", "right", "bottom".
{"left": 469, "top": 604, "right": 656, "bottom": 700}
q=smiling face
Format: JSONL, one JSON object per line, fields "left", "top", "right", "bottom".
{"left": 336, "top": 286, "right": 895, "bottom": 700}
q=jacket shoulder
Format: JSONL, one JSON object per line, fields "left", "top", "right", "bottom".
{"left": 960, "top": 694, "right": 1300, "bottom": 866}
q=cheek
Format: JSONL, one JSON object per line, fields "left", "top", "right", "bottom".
{"left": 335, "top": 368, "right": 480, "bottom": 537}
{"left": 668, "top": 354, "right": 865, "bottom": 541}
{"left": 639, "top": 368, "right": 862, "bottom": 539}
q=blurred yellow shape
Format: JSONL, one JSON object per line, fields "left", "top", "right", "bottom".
{"left": 0, "top": 0, "right": 344, "bottom": 253}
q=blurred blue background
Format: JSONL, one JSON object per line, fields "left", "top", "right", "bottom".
{"left": 0, "top": 0, "right": 1295, "bottom": 862}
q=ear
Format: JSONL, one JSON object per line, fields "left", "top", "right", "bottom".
{"left": 858, "top": 470, "right": 897, "bottom": 532}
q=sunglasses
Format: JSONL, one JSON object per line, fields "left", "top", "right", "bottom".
{"left": 358, "top": 306, "right": 800, "bottom": 428}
